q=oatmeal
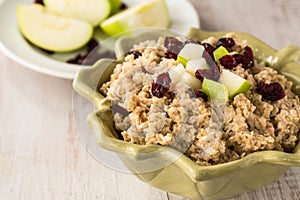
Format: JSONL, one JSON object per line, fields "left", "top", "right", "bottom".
{"left": 100, "top": 33, "right": 300, "bottom": 166}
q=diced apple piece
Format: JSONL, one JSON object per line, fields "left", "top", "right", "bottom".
{"left": 17, "top": 4, "right": 93, "bottom": 52}
{"left": 177, "top": 43, "right": 205, "bottom": 66}
{"left": 213, "top": 46, "right": 229, "bottom": 64}
{"left": 202, "top": 78, "right": 228, "bottom": 101}
{"left": 43, "top": 0, "right": 111, "bottom": 26}
{"left": 168, "top": 64, "right": 186, "bottom": 83}
{"left": 168, "top": 64, "right": 201, "bottom": 89}
{"left": 186, "top": 58, "right": 209, "bottom": 75}
{"left": 181, "top": 72, "right": 202, "bottom": 89}
{"left": 220, "top": 69, "right": 252, "bottom": 99}
{"left": 101, "top": 0, "right": 170, "bottom": 36}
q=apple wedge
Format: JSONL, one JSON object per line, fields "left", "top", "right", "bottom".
{"left": 100, "top": 0, "right": 170, "bottom": 36}
{"left": 17, "top": 4, "right": 93, "bottom": 52}
{"left": 177, "top": 43, "right": 205, "bottom": 67}
{"left": 220, "top": 69, "right": 252, "bottom": 99}
{"left": 186, "top": 58, "right": 209, "bottom": 76}
{"left": 168, "top": 64, "right": 201, "bottom": 89}
{"left": 43, "top": 0, "right": 111, "bottom": 26}
{"left": 201, "top": 78, "right": 228, "bottom": 101}
{"left": 213, "top": 46, "right": 229, "bottom": 64}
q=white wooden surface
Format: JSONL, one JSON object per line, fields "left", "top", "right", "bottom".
{"left": 1, "top": 0, "right": 300, "bottom": 200}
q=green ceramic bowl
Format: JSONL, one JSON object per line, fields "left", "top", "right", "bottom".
{"left": 73, "top": 28, "right": 300, "bottom": 200}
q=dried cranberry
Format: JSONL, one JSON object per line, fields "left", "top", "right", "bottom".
{"left": 67, "top": 50, "right": 116, "bottom": 65}
{"left": 87, "top": 38, "right": 99, "bottom": 53}
{"left": 194, "top": 90, "right": 208, "bottom": 101}
{"left": 202, "top": 43, "right": 216, "bottom": 58}
{"left": 67, "top": 54, "right": 86, "bottom": 65}
{"left": 34, "top": 0, "right": 44, "bottom": 5}
{"left": 219, "top": 55, "right": 238, "bottom": 69}
{"left": 111, "top": 104, "right": 129, "bottom": 119}
{"left": 195, "top": 66, "right": 220, "bottom": 82}
{"left": 164, "top": 37, "right": 184, "bottom": 59}
{"left": 151, "top": 72, "right": 172, "bottom": 98}
{"left": 216, "top": 37, "right": 235, "bottom": 48}
{"left": 257, "top": 81, "right": 286, "bottom": 101}
{"left": 126, "top": 50, "right": 142, "bottom": 59}
{"left": 241, "top": 46, "right": 254, "bottom": 69}
{"left": 233, "top": 54, "right": 244, "bottom": 64}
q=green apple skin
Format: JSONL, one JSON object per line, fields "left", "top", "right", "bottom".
{"left": 17, "top": 4, "right": 94, "bottom": 52}
{"left": 177, "top": 43, "right": 205, "bottom": 66}
{"left": 100, "top": 0, "right": 170, "bottom": 36}
{"left": 220, "top": 69, "right": 252, "bottom": 99}
{"left": 213, "top": 46, "right": 229, "bottom": 64}
{"left": 43, "top": 0, "right": 111, "bottom": 26}
{"left": 201, "top": 78, "right": 228, "bottom": 101}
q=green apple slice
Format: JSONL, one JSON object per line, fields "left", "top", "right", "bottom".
{"left": 186, "top": 58, "right": 209, "bottom": 75}
{"left": 220, "top": 69, "right": 252, "bottom": 99}
{"left": 44, "top": 0, "right": 111, "bottom": 26}
{"left": 213, "top": 46, "right": 229, "bottom": 64}
{"left": 17, "top": 4, "right": 93, "bottom": 52}
{"left": 168, "top": 64, "right": 186, "bottom": 83}
{"left": 168, "top": 64, "right": 201, "bottom": 89}
{"left": 201, "top": 78, "right": 228, "bottom": 101}
{"left": 181, "top": 71, "right": 202, "bottom": 89}
{"left": 100, "top": 0, "right": 170, "bottom": 36}
{"left": 177, "top": 43, "right": 205, "bottom": 66}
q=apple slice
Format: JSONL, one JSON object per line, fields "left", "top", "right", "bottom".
{"left": 100, "top": 0, "right": 170, "bottom": 36}
{"left": 177, "top": 43, "right": 205, "bottom": 66}
{"left": 168, "top": 64, "right": 201, "bottom": 89}
{"left": 220, "top": 69, "right": 252, "bottom": 99}
{"left": 44, "top": 0, "right": 111, "bottom": 26}
{"left": 213, "top": 46, "right": 229, "bottom": 64}
{"left": 201, "top": 78, "right": 228, "bottom": 101}
{"left": 181, "top": 71, "right": 202, "bottom": 89}
{"left": 186, "top": 58, "right": 209, "bottom": 76}
{"left": 168, "top": 64, "right": 186, "bottom": 83}
{"left": 17, "top": 4, "right": 93, "bottom": 52}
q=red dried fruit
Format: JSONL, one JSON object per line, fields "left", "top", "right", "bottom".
{"left": 216, "top": 37, "right": 235, "bottom": 48}
{"left": 111, "top": 104, "right": 129, "bottom": 119}
{"left": 233, "top": 53, "right": 243, "bottom": 64}
{"left": 164, "top": 36, "right": 184, "bottom": 59}
{"left": 67, "top": 50, "right": 116, "bottom": 65}
{"left": 202, "top": 43, "right": 216, "bottom": 58}
{"left": 87, "top": 38, "right": 99, "bottom": 53}
{"left": 257, "top": 81, "right": 286, "bottom": 101}
{"left": 194, "top": 90, "right": 208, "bottom": 101}
{"left": 219, "top": 55, "right": 238, "bottom": 69}
{"left": 151, "top": 72, "right": 172, "bottom": 98}
{"left": 242, "top": 46, "right": 254, "bottom": 69}
{"left": 195, "top": 66, "right": 220, "bottom": 82}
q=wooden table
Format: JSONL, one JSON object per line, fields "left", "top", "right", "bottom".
{"left": 1, "top": 0, "right": 300, "bottom": 199}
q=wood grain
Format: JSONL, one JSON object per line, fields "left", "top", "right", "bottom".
{"left": 1, "top": 0, "right": 300, "bottom": 199}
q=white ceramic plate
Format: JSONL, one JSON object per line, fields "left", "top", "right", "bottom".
{"left": 0, "top": 0, "right": 200, "bottom": 79}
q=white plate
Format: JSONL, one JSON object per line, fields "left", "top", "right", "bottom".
{"left": 0, "top": 0, "right": 200, "bottom": 79}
